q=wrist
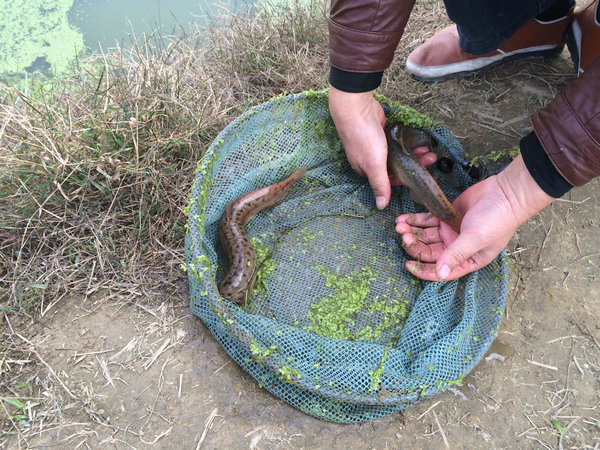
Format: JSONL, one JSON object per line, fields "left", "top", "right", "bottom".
{"left": 496, "top": 154, "right": 554, "bottom": 225}
{"left": 328, "top": 85, "right": 375, "bottom": 124}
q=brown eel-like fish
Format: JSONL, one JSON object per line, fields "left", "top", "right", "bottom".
{"left": 218, "top": 166, "right": 307, "bottom": 303}
{"left": 386, "top": 124, "right": 462, "bottom": 229}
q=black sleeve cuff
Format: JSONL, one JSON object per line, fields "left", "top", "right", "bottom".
{"left": 520, "top": 130, "right": 573, "bottom": 198}
{"left": 329, "top": 66, "right": 383, "bottom": 93}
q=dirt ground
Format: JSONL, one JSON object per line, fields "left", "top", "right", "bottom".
{"left": 3, "top": 14, "right": 600, "bottom": 450}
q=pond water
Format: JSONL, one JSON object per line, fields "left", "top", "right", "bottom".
{"left": 69, "top": 0, "right": 245, "bottom": 52}
{"left": 0, "top": 0, "right": 253, "bottom": 79}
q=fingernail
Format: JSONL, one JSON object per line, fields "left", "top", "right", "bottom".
{"left": 375, "top": 196, "right": 387, "bottom": 210}
{"left": 438, "top": 265, "right": 450, "bottom": 281}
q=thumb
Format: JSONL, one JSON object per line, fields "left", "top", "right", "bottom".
{"left": 435, "top": 231, "right": 482, "bottom": 280}
{"left": 366, "top": 166, "right": 391, "bottom": 210}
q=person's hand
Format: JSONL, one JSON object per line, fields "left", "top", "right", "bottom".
{"left": 395, "top": 154, "right": 554, "bottom": 281}
{"left": 329, "top": 85, "right": 436, "bottom": 209}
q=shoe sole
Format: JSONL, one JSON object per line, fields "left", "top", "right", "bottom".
{"left": 406, "top": 46, "right": 564, "bottom": 82}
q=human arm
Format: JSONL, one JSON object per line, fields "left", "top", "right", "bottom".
{"left": 328, "top": 0, "right": 419, "bottom": 208}
{"left": 395, "top": 57, "right": 600, "bottom": 281}
{"left": 328, "top": 87, "right": 390, "bottom": 209}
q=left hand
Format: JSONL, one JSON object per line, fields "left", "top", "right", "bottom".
{"left": 328, "top": 86, "right": 437, "bottom": 208}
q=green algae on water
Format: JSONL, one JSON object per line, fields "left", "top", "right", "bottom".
{"left": 0, "top": 0, "right": 85, "bottom": 75}
{"left": 374, "top": 93, "right": 439, "bottom": 130}
{"left": 306, "top": 264, "right": 412, "bottom": 343}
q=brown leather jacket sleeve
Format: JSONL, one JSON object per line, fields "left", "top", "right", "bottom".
{"left": 532, "top": 56, "right": 600, "bottom": 187}
{"left": 329, "top": 0, "right": 416, "bottom": 72}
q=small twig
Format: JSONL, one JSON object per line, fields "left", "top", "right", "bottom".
{"left": 71, "top": 349, "right": 115, "bottom": 357}
{"left": 477, "top": 121, "right": 520, "bottom": 138}
{"left": 522, "top": 412, "right": 537, "bottom": 430}
{"left": 570, "top": 251, "right": 600, "bottom": 265}
{"left": 572, "top": 355, "right": 584, "bottom": 377}
{"left": 527, "top": 359, "right": 558, "bottom": 371}
{"left": 139, "top": 426, "right": 173, "bottom": 445}
{"left": 518, "top": 427, "right": 539, "bottom": 437}
{"left": 143, "top": 338, "right": 171, "bottom": 371}
{"left": 85, "top": 260, "right": 97, "bottom": 300}
{"left": 213, "top": 359, "right": 232, "bottom": 375}
{"left": 526, "top": 435, "right": 553, "bottom": 450}
{"left": 110, "top": 337, "right": 138, "bottom": 361}
{"left": 554, "top": 196, "right": 590, "bottom": 204}
{"left": 16, "top": 334, "right": 78, "bottom": 400}
{"left": 537, "top": 220, "right": 554, "bottom": 266}
{"left": 417, "top": 400, "right": 442, "bottom": 421}
{"left": 96, "top": 356, "right": 115, "bottom": 388}
{"left": 576, "top": 323, "right": 600, "bottom": 350}
{"left": 432, "top": 411, "right": 449, "bottom": 448}
{"left": 546, "top": 336, "right": 581, "bottom": 344}
{"left": 196, "top": 407, "right": 219, "bottom": 449}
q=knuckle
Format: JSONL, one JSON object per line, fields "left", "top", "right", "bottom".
{"left": 445, "top": 248, "right": 466, "bottom": 266}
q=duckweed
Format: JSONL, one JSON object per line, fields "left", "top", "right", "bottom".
{"left": 250, "top": 237, "right": 276, "bottom": 297}
{"left": 307, "top": 265, "right": 375, "bottom": 341}
{"left": 368, "top": 347, "right": 389, "bottom": 392}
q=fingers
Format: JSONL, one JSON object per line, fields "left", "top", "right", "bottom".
{"left": 395, "top": 223, "right": 441, "bottom": 245}
{"left": 403, "top": 231, "right": 491, "bottom": 281}
{"left": 403, "top": 236, "right": 446, "bottom": 263}
{"left": 405, "top": 259, "right": 479, "bottom": 281}
{"left": 405, "top": 261, "right": 439, "bottom": 280}
{"left": 396, "top": 212, "right": 481, "bottom": 280}
{"left": 396, "top": 213, "right": 440, "bottom": 228}
{"left": 370, "top": 105, "right": 390, "bottom": 208}
{"left": 412, "top": 146, "right": 437, "bottom": 167}
{"left": 328, "top": 88, "right": 391, "bottom": 209}
{"left": 367, "top": 167, "right": 392, "bottom": 210}
{"left": 434, "top": 231, "right": 488, "bottom": 280}
{"left": 404, "top": 232, "right": 484, "bottom": 281}
{"left": 396, "top": 222, "right": 446, "bottom": 263}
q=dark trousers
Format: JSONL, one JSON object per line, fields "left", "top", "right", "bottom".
{"left": 445, "top": 0, "right": 575, "bottom": 55}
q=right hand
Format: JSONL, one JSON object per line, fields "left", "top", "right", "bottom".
{"left": 395, "top": 154, "right": 554, "bottom": 280}
{"left": 328, "top": 85, "right": 436, "bottom": 209}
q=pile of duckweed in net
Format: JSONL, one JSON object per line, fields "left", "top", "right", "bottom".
{"left": 185, "top": 90, "right": 508, "bottom": 423}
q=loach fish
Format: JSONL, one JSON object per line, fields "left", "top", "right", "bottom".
{"left": 218, "top": 166, "right": 307, "bottom": 303}
{"left": 386, "top": 124, "right": 462, "bottom": 229}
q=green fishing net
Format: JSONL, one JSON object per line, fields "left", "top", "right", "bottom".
{"left": 185, "top": 90, "right": 507, "bottom": 423}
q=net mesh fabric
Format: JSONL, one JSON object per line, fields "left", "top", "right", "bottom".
{"left": 185, "top": 90, "right": 507, "bottom": 423}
